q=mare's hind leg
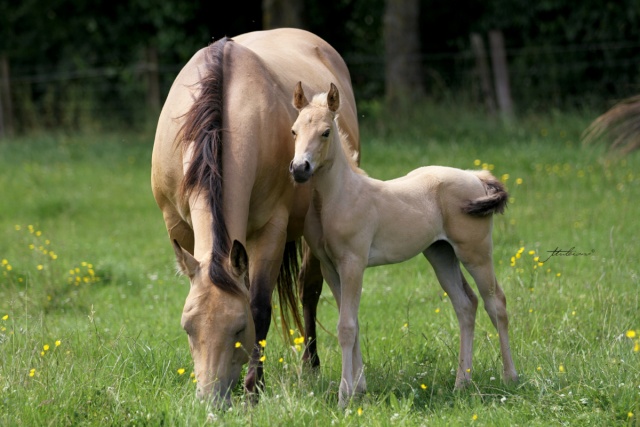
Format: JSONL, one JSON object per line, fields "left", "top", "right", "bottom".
{"left": 424, "top": 241, "right": 479, "bottom": 388}
{"left": 458, "top": 245, "right": 518, "bottom": 385}
{"left": 298, "top": 241, "right": 323, "bottom": 368}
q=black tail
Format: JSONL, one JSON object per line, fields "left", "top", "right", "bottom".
{"left": 275, "top": 240, "right": 304, "bottom": 341}
{"left": 463, "top": 171, "right": 509, "bottom": 216}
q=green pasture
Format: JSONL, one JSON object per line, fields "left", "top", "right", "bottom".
{"left": 1, "top": 104, "right": 638, "bottom": 426}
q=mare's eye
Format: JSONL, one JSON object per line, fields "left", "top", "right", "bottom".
{"left": 291, "top": 129, "right": 296, "bottom": 137}
{"left": 322, "top": 129, "right": 330, "bottom": 138}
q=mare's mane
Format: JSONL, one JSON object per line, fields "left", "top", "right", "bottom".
{"left": 308, "top": 92, "right": 365, "bottom": 176}
{"left": 178, "top": 37, "right": 243, "bottom": 296}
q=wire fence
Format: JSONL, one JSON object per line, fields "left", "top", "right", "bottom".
{"left": 1, "top": 38, "right": 639, "bottom": 135}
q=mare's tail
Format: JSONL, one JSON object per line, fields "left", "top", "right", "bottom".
{"left": 463, "top": 170, "right": 509, "bottom": 216}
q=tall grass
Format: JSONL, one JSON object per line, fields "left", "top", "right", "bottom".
{"left": 1, "top": 104, "right": 638, "bottom": 426}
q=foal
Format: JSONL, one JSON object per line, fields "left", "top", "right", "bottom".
{"left": 289, "top": 82, "right": 518, "bottom": 407}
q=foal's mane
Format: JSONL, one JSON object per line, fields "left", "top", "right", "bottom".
{"left": 309, "top": 92, "right": 365, "bottom": 175}
{"left": 178, "top": 37, "right": 243, "bottom": 297}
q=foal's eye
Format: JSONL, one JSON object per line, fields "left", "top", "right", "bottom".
{"left": 322, "top": 129, "right": 330, "bottom": 138}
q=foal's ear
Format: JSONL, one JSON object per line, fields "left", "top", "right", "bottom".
{"left": 229, "top": 240, "right": 249, "bottom": 278}
{"left": 172, "top": 239, "right": 199, "bottom": 278}
{"left": 327, "top": 83, "right": 340, "bottom": 112}
{"left": 293, "top": 81, "right": 309, "bottom": 110}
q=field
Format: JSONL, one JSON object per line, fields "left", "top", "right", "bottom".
{"left": 1, "top": 103, "right": 639, "bottom": 426}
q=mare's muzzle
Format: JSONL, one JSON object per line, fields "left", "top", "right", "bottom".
{"left": 289, "top": 159, "right": 312, "bottom": 183}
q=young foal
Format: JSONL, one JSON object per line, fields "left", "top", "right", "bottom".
{"left": 290, "top": 82, "right": 518, "bottom": 407}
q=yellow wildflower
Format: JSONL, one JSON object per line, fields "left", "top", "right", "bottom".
{"left": 472, "top": 414, "right": 478, "bottom": 421}
{"left": 357, "top": 407, "right": 363, "bottom": 416}
{"left": 55, "top": 340, "right": 61, "bottom": 347}
{"left": 259, "top": 355, "right": 266, "bottom": 362}
{"left": 43, "top": 344, "right": 50, "bottom": 351}
{"left": 515, "top": 178, "right": 523, "bottom": 185}
{"left": 234, "top": 341, "right": 242, "bottom": 348}
{"left": 29, "top": 369, "right": 36, "bottom": 377}
{"left": 559, "top": 364, "right": 565, "bottom": 373}
{"left": 2, "top": 315, "right": 7, "bottom": 321}
{"left": 420, "top": 384, "right": 427, "bottom": 390}
{"left": 177, "top": 368, "right": 185, "bottom": 375}
{"left": 626, "top": 330, "right": 636, "bottom": 339}
{"left": 259, "top": 339, "right": 267, "bottom": 348}
{"left": 293, "top": 336, "right": 305, "bottom": 345}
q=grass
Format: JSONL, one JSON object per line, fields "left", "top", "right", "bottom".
{"left": 1, "top": 104, "right": 639, "bottom": 426}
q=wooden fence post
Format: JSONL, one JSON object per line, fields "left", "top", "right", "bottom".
{"left": 470, "top": 33, "right": 496, "bottom": 116}
{"left": 0, "top": 54, "right": 14, "bottom": 137}
{"left": 489, "top": 30, "right": 514, "bottom": 121}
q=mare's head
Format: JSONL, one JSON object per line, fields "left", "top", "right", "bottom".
{"left": 289, "top": 82, "right": 341, "bottom": 183}
{"left": 172, "top": 239, "right": 255, "bottom": 407}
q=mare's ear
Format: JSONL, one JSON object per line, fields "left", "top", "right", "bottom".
{"left": 172, "top": 239, "right": 199, "bottom": 278}
{"left": 327, "top": 83, "right": 340, "bottom": 112}
{"left": 293, "top": 81, "right": 309, "bottom": 110}
{"left": 229, "top": 240, "right": 249, "bottom": 278}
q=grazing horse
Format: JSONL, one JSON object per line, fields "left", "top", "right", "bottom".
{"left": 289, "top": 82, "right": 518, "bottom": 407}
{"left": 151, "top": 29, "right": 359, "bottom": 406}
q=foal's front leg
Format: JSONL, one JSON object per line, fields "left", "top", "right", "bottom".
{"left": 336, "top": 259, "right": 366, "bottom": 408}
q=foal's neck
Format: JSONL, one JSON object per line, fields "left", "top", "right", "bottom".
{"left": 313, "top": 126, "right": 363, "bottom": 200}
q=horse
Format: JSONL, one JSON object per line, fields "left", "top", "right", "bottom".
{"left": 289, "top": 82, "right": 518, "bottom": 407}
{"left": 151, "top": 29, "right": 360, "bottom": 407}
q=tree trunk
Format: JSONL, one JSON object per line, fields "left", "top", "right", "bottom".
{"left": 145, "top": 45, "right": 161, "bottom": 114}
{"left": 262, "top": 0, "right": 303, "bottom": 29}
{"left": 470, "top": 33, "right": 496, "bottom": 116}
{"left": 0, "top": 55, "right": 13, "bottom": 137}
{"left": 489, "top": 30, "right": 514, "bottom": 121}
{"left": 383, "top": 0, "right": 423, "bottom": 109}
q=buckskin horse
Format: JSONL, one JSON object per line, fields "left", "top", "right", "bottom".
{"left": 151, "top": 29, "right": 359, "bottom": 406}
{"left": 289, "top": 82, "right": 518, "bottom": 407}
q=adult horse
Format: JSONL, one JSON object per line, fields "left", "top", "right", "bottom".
{"left": 151, "top": 28, "right": 360, "bottom": 406}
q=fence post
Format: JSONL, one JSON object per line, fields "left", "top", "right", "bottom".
{"left": 488, "top": 30, "right": 514, "bottom": 121}
{"left": 470, "top": 33, "right": 496, "bottom": 116}
{"left": 0, "top": 54, "right": 14, "bottom": 137}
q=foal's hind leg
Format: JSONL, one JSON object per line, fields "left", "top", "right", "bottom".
{"left": 424, "top": 241, "right": 479, "bottom": 388}
{"left": 298, "top": 242, "right": 323, "bottom": 369}
{"left": 458, "top": 247, "right": 518, "bottom": 385}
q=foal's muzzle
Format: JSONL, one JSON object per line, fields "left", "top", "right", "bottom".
{"left": 289, "top": 159, "right": 312, "bottom": 183}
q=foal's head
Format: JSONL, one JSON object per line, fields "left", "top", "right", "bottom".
{"left": 289, "top": 82, "right": 341, "bottom": 183}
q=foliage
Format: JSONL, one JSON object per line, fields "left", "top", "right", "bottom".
{"left": 1, "top": 105, "right": 639, "bottom": 425}
{"left": 2, "top": 0, "right": 640, "bottom": 133}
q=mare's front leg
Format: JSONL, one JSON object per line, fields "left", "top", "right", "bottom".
{"left": 243, "top": 222, "right": 288, "bottom": 397}
{"left": 335, "top": 257, "right": 367, "bottom": 408}
{"left": 298, "top": 242, "right": 323, "bottom": 369}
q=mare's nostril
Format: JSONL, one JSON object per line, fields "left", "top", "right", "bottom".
{"left": 289, "top": 160, "right": 294, "bottom": 173}
{"left": 303, "top": 161, "right": 310, "bottom": 172}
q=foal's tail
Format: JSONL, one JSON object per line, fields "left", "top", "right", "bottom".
{"left": 463, "top": 170, "right": 509, "bottom": 216}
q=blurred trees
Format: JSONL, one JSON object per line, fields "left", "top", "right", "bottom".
{"left": 1, "top": 0, "right": 639, "bottom": 132}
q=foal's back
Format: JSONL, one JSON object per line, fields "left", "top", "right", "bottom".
{"left": 363, "top": 166, "right": 494, "bottom": 266}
